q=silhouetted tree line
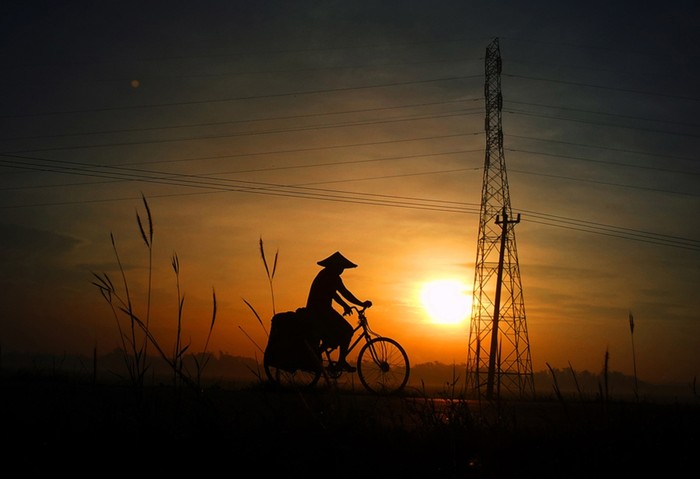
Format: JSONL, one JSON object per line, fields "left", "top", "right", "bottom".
{"left": 0, "top": 350, "right": 691, "bottom": 399}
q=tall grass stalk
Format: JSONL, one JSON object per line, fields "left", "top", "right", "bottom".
{"left": 238, "top": 324, "right": 265, "bottom": 353}
{"left": 601, "top": 348, "right": 610, "bottom": 404}
{"left": 242, "top": 298, "right": 268, "bottom": 338}
{"left": 193, "top": 287, "right": 218, "bottom": 388}
{"left": 259, "top": 237, "right": 278, "bottom": 316}
{"left": 238, "top": 238, "right": 279, "bottom": 384}
{"left": 121, "top": 307, "right": 198, "bottom": 389}
{"left": 92, "top": 195, "right": 217, "bottom": 393}
{"left": 92, "top": 232, "right": 149, "bottom": 392}
{"left": 239, "top": 280, "right": 268, "bottom": 380}
{"left": 136, "top": 193, "right": 153, "bottom": 350}
{"left": 92, "top": 346, "right": 97, "bottom": 385}
{"left": 171, "top": 252, "right": 188, "bottom": 387}
{"left": 546, "top": 362, "right": 564, "bottom": 402}
{"left": 240, "top": 237, "right": 277, "bottom": 346}
{"left": 629, "top": 311, "right": 639, "bottom": 401}
{"left": 568, "top": 361, "right": 583, "bottom": 399}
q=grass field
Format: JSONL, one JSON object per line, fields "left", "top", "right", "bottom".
{"left": 3, "top": 369, "right": 698, "bottom": 477}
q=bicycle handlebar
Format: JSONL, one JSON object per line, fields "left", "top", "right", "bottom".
{"left": 349, "top": 303, "right": 371, "bottom": 314}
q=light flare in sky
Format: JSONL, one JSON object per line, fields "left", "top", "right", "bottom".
{"left": 420, "top": 279, "right": 471, "bottom": 325}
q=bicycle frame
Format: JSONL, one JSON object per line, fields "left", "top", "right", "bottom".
{"left": 323, "top": 306, "right": 375, "bottom": 362}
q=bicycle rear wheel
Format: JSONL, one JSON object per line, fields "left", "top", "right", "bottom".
{"left": 357, "top": 337, "right": 409, "bottom": 395}
{"left": 263, "top": 359, "right": 321, "bottom": 389}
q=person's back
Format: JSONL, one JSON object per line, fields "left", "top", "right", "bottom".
{"left": 306, "top": 267, "right": 343, "bottom": 313}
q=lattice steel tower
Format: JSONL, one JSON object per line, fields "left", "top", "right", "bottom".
{"left": 466, "top": 38, "right": 534, "bottom": 399}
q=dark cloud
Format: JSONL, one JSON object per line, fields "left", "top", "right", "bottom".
{"left": 0, "top": 223, "right": 82, "bottom": 282}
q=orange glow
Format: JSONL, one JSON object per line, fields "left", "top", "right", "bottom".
{"left": 420, "top": 279, "right": 472, "bottom": 325}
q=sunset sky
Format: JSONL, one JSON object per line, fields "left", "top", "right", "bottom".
{"left": 2, "top": 1, "right": 698, "bottom": 385}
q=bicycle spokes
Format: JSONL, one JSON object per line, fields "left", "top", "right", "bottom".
{"left": 357, "top": 337, "right": 410, "bottom": 395}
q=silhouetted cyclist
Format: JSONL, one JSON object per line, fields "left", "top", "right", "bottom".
{"left": 306, "top": 251, "right": 372, "bottom": 372}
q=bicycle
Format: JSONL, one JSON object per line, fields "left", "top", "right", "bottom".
{"left": 263, "top": 305, "right": 410, "bottom": 395}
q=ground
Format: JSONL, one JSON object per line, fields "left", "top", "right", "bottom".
{"left": 3, "top": 371, "right": 699, "bottom": 477}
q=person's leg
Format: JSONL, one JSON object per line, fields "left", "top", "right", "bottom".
{"left": 337, "top": 318, "right": 355, "bottom": 371}
{"left": 338, "top": 336, "right": 350, "bottom": 362}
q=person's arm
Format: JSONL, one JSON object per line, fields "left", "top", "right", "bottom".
{"left": 337, "top": 283, "right": 371, "bottom": 312}
{"left": 333, "top": 292, "right": 351, "bottom": 313}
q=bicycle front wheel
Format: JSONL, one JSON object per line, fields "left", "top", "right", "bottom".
{"left": 357, "top": 337, "right": 409, "bottom": 395}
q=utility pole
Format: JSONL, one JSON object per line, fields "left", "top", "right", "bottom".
{"left": 466, "top": 38, "right": 534, "bottom": 399}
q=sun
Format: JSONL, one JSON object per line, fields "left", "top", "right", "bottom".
{"left": 420, "top": 279, "right": 471, "bottom": 325}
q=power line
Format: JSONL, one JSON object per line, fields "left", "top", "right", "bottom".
{"left": 0, "top": 99, "right": 478, "bottom": 142}
{"left": 1, "top": 74, "right": 482, "bottom": 119}
{"left": 0, "top": 153, "right": 481, "bottom": 214}
{"left": 3, "top": 110, "right": 482, "bottom": 154}
{"left": 522, "top": 208, "right": 700, "bottom": 249}
{"left": 504, "top": 73, "right": 700, "bottom": 103}
{"left": 1, "top": 152, "right": 697, "bottom": 251}
{"left": 504, "top": 108, "right": 700, "bottom": 139}
{"left": 508, "top": 100, "right": 700, "bottom": 130}
{"left": 508, "top": 134, "right": 698, "bottom": 164}
{"left": 507, "top": 148, "right": 700, "bottom": 179}
{"left": 0, "top": 148, "right": 484, "bottom": 190}
{"left": 3, "top": 55, "right": 483, "bottom": 87}
{"left": 3, "top": 36, "right": 485, "bottom": 69}
{"left": 510, "top": 167, "right": 700, "bottom": 198}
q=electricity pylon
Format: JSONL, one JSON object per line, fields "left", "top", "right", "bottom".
{"left": 465, "top": 38, "right": 534, "bottom": 399}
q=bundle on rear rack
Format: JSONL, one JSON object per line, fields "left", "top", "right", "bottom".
{"left": 263, "top": 307, "right": 320, "bottom": 372}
